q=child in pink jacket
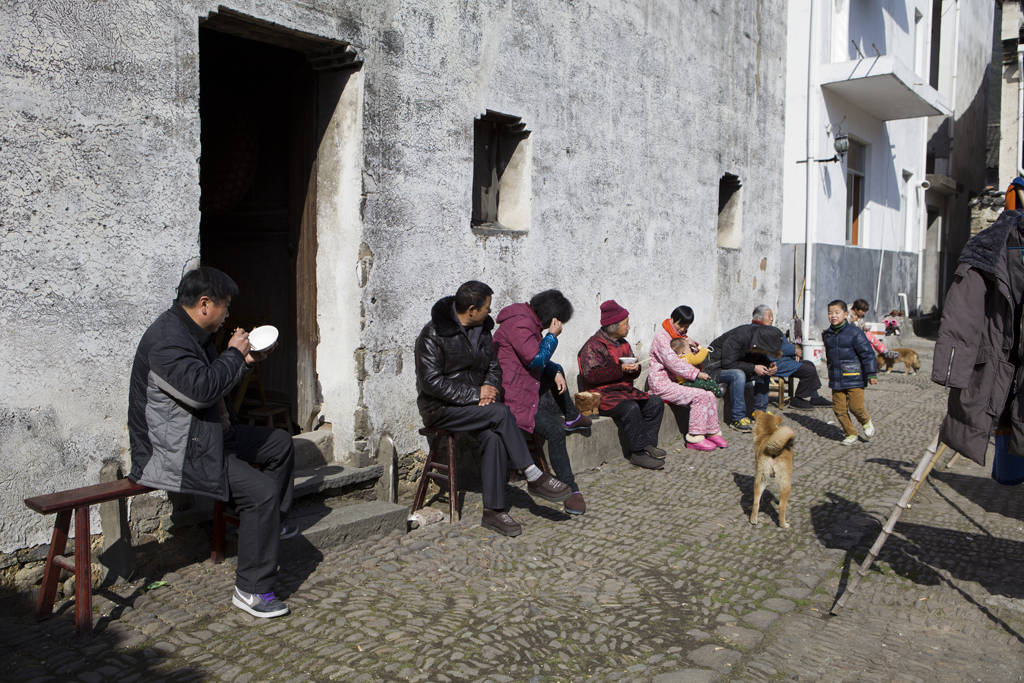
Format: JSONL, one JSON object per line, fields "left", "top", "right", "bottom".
{"left": 647, "top": 305, "right": 728, "bottom": 450}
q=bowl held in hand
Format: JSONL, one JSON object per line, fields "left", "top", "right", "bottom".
{"left": 248, "top": 325, "right": 279, "bottom": 353}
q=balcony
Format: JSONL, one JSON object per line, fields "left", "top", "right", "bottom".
{"left": 819, "top": 55, "right": 951, "bottom": 120}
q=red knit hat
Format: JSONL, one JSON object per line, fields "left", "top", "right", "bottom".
{"left": 600, "top": 299, "right": 629, "bottom": 326}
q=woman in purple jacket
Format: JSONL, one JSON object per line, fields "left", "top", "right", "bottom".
{"left": 493, "top": 290, "right": 591, "bottom": 515}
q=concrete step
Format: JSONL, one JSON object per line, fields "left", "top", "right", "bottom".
{"left": 283, "top": 500, "right": 407, "bottom": 549}
{"left": 294, "top": 463, "right": 383, "bottom": 498}
{"left": 293, "top": 429, "right": 333, "bottom": 469}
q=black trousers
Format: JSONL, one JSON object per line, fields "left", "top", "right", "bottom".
{"left": 224, "top": 425, "right": 295, "bottom": 594}
{"left": 429, "top": 403, "right": 535, "bottom": 511}
{"left": 532, "top": 381, "right": 581, "bottom": 491}
{"left": 600, "top": 396, "right": 665, "bottom": 454}
{"left": 789, "top": 360, "right": 823, "bottom": 399}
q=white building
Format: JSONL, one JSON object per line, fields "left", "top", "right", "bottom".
{"left": 781, "top": 0, "right": 994, "bottom": 335}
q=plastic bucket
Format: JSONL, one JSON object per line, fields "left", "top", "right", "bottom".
{"left": 803, "top": 340, "right": 825, "bottom": 366}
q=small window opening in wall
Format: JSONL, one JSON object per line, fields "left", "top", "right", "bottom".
{"left": 717, "top": 173, "right": 743, "bottom": 249}
{"left": 472, "top": 110, "right": 531, "bottom": 233}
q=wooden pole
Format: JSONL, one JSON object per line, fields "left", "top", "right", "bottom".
{"left": 830, "top": 433, "right": 944, "bottom": 615}
{"left": 908, "top": 443, "right": 948, "bottom": 504}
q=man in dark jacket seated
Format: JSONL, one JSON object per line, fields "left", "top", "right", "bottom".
{"left": 703, "top": 321, "right": 785, "bottom": 432}
{"left": 128, "top": 267, "right": 295, "bottom": 619}
{"left": 751, "top": 304, "right": 831, "bottom": 410}
{"left": 415, "top": 280, "right": 571, "bottom": 537}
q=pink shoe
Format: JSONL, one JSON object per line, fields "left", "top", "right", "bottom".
{"left": 705, "top": 434, "right": 729, "bottom": 448}
{"left": 686, "top": 438, "right": 717, "bottom": 451}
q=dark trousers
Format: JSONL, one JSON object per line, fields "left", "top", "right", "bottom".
{"left": 533, "top": 382, "right": 581, "bottom": 491}
{"left": 429, "top": 403, "right": 535, "bottom": 510}
{"left": 600, "top": 396, "right": 665, "bottom": 454}
{"left": 786, "top": 360, "right": 823, "bottom": 399}
{"left": 224, "top": 425, "right": 295, "bottom": 593}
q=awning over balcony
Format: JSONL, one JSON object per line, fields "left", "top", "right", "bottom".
{"left": 819, "top": 56, "right": 951, "bottom": 120}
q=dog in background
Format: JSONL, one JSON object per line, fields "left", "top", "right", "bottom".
{"left": 876, "top": 347, "right": 920, "bottom": 374}
{"left": 750, "top": 409, "right": 795, "bottom": 528}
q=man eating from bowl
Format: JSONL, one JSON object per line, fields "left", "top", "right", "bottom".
{"left": 577, "top": 300, "right": 666, "bottom": 470}
{"left": 127, "top": 266, "right": 295, "bottom": 618}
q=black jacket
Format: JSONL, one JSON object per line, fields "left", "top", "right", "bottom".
{"left": 704, "top": 324, "right": 784, "bottom": 378}
{"left": 128, "top": 304, "right": 248, "bottom": 499}
{"left": 415, "top": 296, "right": 502, "bottom": 425}
{"left": 822, "top": 320, "right": 878, "bottom": 390}
{"left": 932, "top": 210, "right": 1024, "bottom": 464}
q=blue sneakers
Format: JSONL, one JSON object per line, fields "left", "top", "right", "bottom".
{"left": 232, "top": 587, "right": 290, "bottom": 618}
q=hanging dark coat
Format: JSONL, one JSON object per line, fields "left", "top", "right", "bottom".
{"left": 931, "top": 210, "right": 1024, "bottom": 464}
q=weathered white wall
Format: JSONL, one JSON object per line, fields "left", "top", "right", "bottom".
{"left": 0, "top": 0, "right": 788, "bottom": 552}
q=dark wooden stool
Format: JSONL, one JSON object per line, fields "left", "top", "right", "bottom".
{"left": 411, "top": 427, "right": 460, "bottom": 522}
{"left": 25, "top": 479, "right": 233, "bottom": 637}
{"left": 410, "top": 426, "right": 555, "bottom": 523}
{"left": 521, "top": 432, "right": 551, "bottom": 475}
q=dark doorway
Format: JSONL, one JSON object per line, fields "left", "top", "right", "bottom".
{"left": 198, "top": 27, "right": 315, "bottom": 430}
{"left": 198, "top": 10, "right": 361, "bottom": 433}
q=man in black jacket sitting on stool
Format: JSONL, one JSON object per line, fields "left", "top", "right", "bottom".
{"left": 414, "top": 280, "right": 571, "bottom": 537}
{"left": 128, "top": 267, "right": 295, "bottom": 619}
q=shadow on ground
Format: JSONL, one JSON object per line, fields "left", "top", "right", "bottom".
{"left": 812, "top": 491, "right": 1024, "bottom": 644}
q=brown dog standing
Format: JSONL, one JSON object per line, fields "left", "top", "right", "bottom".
{"left": 750, "top": 410, "right": 795, "bottom": 528}
{"left": 876, "top": 347, "right": 920, "bottom": 374}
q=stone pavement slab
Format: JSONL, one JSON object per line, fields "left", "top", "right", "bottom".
{"left": 2, "top": 335, "right": 1023, "bottom": 680}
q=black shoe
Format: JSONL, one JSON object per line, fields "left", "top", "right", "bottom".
{"left": 527, "top": 472, "right": 572, "bottom": 503}
{"left": 279, "top": 518, "right": 299, "bottom": 540}
{"left": 728, "top": 418, "right": 753, "bottom": 432}
{"left": 629, "top": 451, "right": 664, "bottom": 470}
{"left": 809, "top": 395, "right": 832, "bottom": 407}
{"left": 644, "top": 444, "right": 667, "bottom": 459}
{"left": 788, "top": 397, "right": 814, "bottom": 410}
{"left": 481, "top": 509, "right": 522, "bottom": 537}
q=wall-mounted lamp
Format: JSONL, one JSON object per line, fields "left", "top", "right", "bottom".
{"left": 796, "top": 131, "right": 850, "bottom": 164}
{"left": 833, "top": 133, "right": 850, "bottom": 158}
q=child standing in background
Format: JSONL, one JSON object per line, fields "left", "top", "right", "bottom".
{"left": 823, "top": 300, "right": 878, "bottom": 445}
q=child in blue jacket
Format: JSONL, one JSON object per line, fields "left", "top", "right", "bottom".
{"left": 823, "top": 300, "right": 878, "bottom": 445}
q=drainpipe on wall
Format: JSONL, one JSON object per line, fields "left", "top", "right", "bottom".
{"left": 802, "top": 0, "right": 817, "bottom": 338}
{"left": 1017, "top": 44, "right": 1023, "bottom": 172}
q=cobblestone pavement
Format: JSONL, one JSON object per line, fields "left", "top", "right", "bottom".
{"left": 3, "top": 336, "right": 1024, "bottom": 681}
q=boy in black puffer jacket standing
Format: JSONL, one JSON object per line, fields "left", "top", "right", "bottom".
{"left": 823, "top": 299, "right": 878, "bottom": 446}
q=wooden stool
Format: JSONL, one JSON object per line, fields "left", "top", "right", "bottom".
{"left": 771, "top": 376, "right": 795, "bottom": 408}
{"left": 521, "top": 432, "right": 551, "bottom": 474}
{"left": 244, "top": 404, "right": 290, "bottom": 429}
{"left": 411, "top": 427, "right": 460, "bottom": 522}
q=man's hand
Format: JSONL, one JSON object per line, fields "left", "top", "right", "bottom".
{"left": 245, "top": 340, "right": 277, "bottom": 366}
{"left": 479, "top": 384, "right": 499, "bottom": 406}
{"left": 548, "top": 318, "right": 563, "bottom": 336}
{"left": 754, "top": 364, "right": 770, "bottom": 376}
{"left": 554, "top": 372, "right": 567, "bottom": 395}
{"left": 768, "top": 362, "right": 778, "bottom": 376}
{"left": 697, "top": 371, "right": 711, "bottom": 381}
{"left": 868, "top": 377, "right": 878, "bottom": 385}
{"left": 228, "top": 328, "right": 251, "bottom": 356}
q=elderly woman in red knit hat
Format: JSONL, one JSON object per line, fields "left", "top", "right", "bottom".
{"left": 577, "top": 300, "right": 666, "bottom": 470}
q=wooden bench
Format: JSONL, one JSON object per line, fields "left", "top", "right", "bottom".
{"left": 24, "top": 478, "right": 233, "bottom": 637}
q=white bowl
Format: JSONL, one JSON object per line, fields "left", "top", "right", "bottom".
{"left": 619, "top": 356, "right": 637, "bottom": 364}
{"left": 249, "top": 325, "right": 279, "bottom": 353}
